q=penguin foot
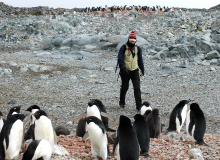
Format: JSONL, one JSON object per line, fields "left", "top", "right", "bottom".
{"left": 140, "top": 151, "right": 149, "bottom": 156}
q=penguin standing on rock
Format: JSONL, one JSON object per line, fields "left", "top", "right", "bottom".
{"left": 146, "top": 108, "right": 161, "bottom": 138}
{"left": 84, "top": 116, "right": 108, "bottom": 160}
{"left": 0, "top": 114, "right": 26, "bottom": 160}
{"left": 33, "top": 110, "right": 54, "bottom": 153}
{"left": 113, "top": 115, "right": 139, "bottom": 160}
{"left": 167, "top": 100, "right": 190, "bottom": 133}
{"left": 22, "top": 139, "right": 52, "bottom": 160}
{"left": 186, "top": 103, "right": 208, "bottom": 146}
{"left": 133, "top": 114, "right": 150, "bottom": 156}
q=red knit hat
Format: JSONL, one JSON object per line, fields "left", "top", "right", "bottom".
{"left": 128, "top": 31, "right": 136, "bottom": 39}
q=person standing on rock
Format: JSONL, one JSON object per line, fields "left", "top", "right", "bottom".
{"left": 117, "top": 31, "right": 144, "bottom": 111}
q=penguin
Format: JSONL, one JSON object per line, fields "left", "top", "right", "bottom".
{"left": 7, "top": 105, "right": 21, "bottom": 118}
{"left": 186, "top": 103, "right": 208, "bottom": 146}
{"left": 22, "top": 139, "right": 52, "bottom": 160}
{"left": 133, "top": 114, "right": 150, "bottom": 156}
{"left": 143, "top": 110, "right": 152, "bottom": 122}
{"left": 0, "top": 114, "right": 26, "bottom": 160}
{"left": 26, "top": 105, "right": 41, "bottom": 125}
{"left": 167, "top": 100, "right": 190, "bottom": 133}
{"left": 24, "top": 105, "right": 57, "bottom": 141}
{"left": 113, "top": 115, "right": 139, "bottom": 160}
{"left": 74, "top": 99, "right": 115, "bottom": 138}
{"left": 140, "top": 101, "right": 152, "bottom": 116}
{"left": 33, "top": 110, "right": 54, "bottom": 153}
{"left": 54, "top": 126, "right": 70, "bottom": 136}
{"left": 84, "top": 116, "right": 108, "bottom": 160}
{"left": 0, "top": 112, "right": 5, "bottom": 134}
{"left": 76, "top": 118, "right": 86, "bottom": 137}
{"left": 146, "top": 108, "right": 161, "bottom": 138}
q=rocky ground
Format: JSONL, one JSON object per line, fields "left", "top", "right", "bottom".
{"left": 0, "top": 2, "right": 220, "bottom": 159}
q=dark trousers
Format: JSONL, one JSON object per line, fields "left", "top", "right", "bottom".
{"left": 119, "top": 69, "right": 142, "bottom": 109}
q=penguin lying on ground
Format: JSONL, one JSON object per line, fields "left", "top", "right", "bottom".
{"left": 186, "top": 103, "right": 208, "bottom": 146}
{"left": 22, "top": 139, "right": 52, "bottom": 160}
{"left": 167, "top": 100, "right": 190, "bottom": 133}
{"left": 113, "top": 115, "right": 139, "bottom": 160}
{"left": 84, "top": 116, "right": 108, "bottom": 160}
{"left": 133, "top": 114, "right": 150, "bottom": 156}
{"left": 0, "top": 114, "right": 26, "bottom": 160}
{"left": 74, "top": 99, "right": 115, "bottom": 138}
{"left": 146, "top": 108, "right": 161, "bottom": 138}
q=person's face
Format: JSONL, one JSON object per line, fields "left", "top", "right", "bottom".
{"left": 129, "top": 38, "right": 136, "bottom": 44}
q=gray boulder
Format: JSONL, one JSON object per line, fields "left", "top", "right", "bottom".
{"left": 71, "top": 34, "right": 100, "bottom": 46}
{"left": 205, "top": 50, "right": 220, "bottom": 60}
{"left": 195, "top": 39, "right": 214, "bottom": 53}
{"left": 210, "top": 30, "right": 220, "bottom": 43}
{"left": 106, "top": 35, "right": 125, "bottom": 45}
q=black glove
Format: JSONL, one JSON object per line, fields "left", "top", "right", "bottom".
{"left": 140, "top": 69, "right": 144, "bottom": 76}
{"left": 121, "top": 66, "right": 129, "bottom": 75}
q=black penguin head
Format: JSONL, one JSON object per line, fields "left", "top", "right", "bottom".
{"left": 88, "top": 99, "right": 99, "bottom": 108}
{"left": 178, "top": 100, "right": 190, "bottom": 106}
{"left": 152, "top": 108, "right": 159, "bottom": 116}
{"left": 190, "top": 103, "right": 201, "bottom": 111}
{"left": 119, "top": 115, "right": 131, "bottom": 127}
{"left": 34, "top": 110, "right": 48, "bottom": 119}
{"left": 7, "top": 114, "right": 26, "bottom": 122}
{"left": 134, "top": 114, "right": 144, "bottom": 121}
{"left": 142, "top": 101, "right": 150, "bottom": 107}
{"left": 26, "top": 105, "right": 41, "bottom": 112}
{"left": 0, "top": 111, "right": 3, "bottom": 116}
{"left": 85, "top": 116, "right": 100, "bottom": 124}
{"left": 7, "top": 105, "right": 21, "bottom": 117}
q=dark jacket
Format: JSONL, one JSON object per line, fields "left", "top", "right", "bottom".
{"left": 118, "top": 44, "right": 144, "bottom": 72}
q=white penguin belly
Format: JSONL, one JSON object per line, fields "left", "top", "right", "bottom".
{"left": 5, "top": 120, "right": 23, "bottom": 159}
{"left": 140, "top": 106, "right": 152, "bottom": 115}
{"left": 0, "top": 118, "right": 4, "bottom": 133}
{"left": 32, "top": 139, "right": 52, "bottom": 160}
{"left": 87, "top": 106, "right": 101, "bottom": 119}
{"left": 186, "top": 110, "right": 190, "bottom": 135}
{"left": 176, "top": 105, "right": 188, "bottom": 133}
{"left": 87, "top": 123, "right": 107, "bottom": 159}
{"left": 34, "top": 116, "right": 54, "bottom": 152}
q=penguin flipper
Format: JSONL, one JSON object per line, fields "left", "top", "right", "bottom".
{"left": 100, "top": 112, "right": 115, "bottom": 121}
{"left": 82, "top": 132, "right": 89, "bottom": 142}
{"left": 5, "top": 128, "right": 10, "bottom": 150}
{"left": 73, "top": 113, "right": 87, "bottom": 123}
{"left": 177, "top": 110, "right": 182, "bottom": 126}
